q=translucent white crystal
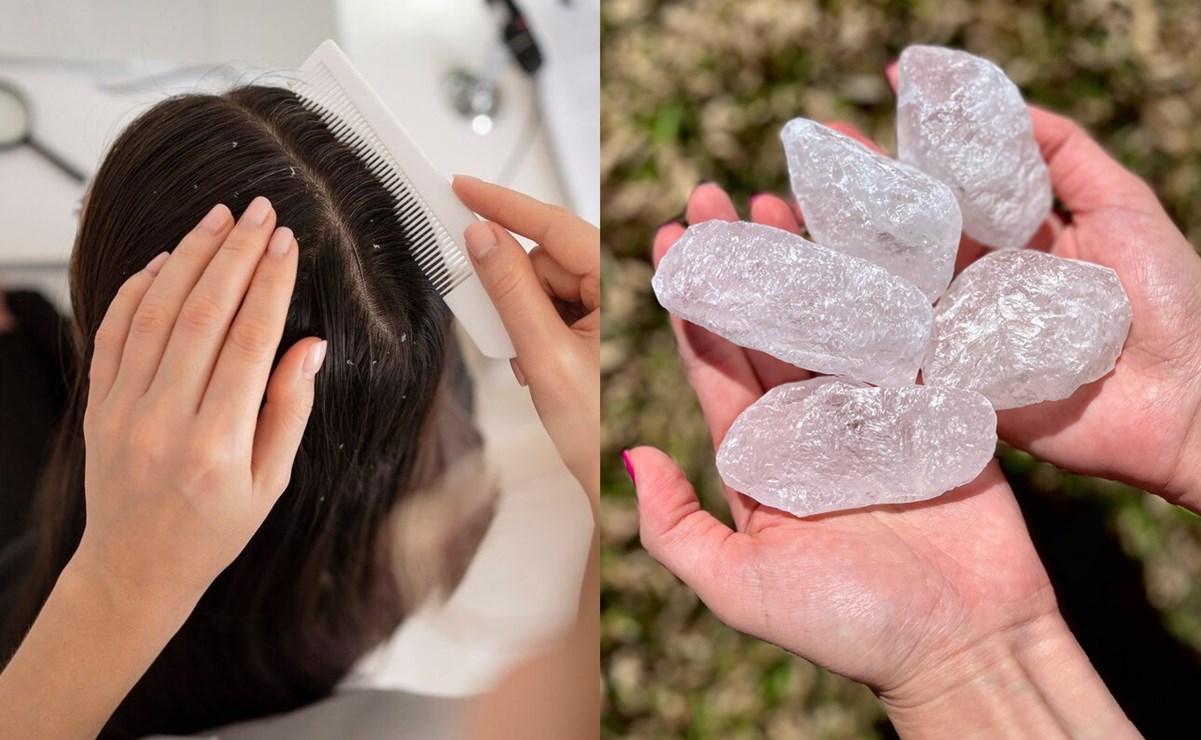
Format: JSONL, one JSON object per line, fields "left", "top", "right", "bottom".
{"left": 923, "top": 250, "right": 1132, "bottom": 409}
{"left": 781, "top": 117, "right": 961, "bottom": 301}
{"left": 652, "top": 221, "right": 933, "bottom": 387}
{"left": 716, "top": 377, "right": 997, "bottom": 517}
{"left": 897, "top": 45, "right": 1051, "bottom": 250}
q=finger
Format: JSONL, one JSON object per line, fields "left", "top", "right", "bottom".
{"left": 685, "top": 183, "right": 739, "bottom": 224}
{"left": 452, "top": 176, "right": 598, "bottom": 277}
{"left": 251, "top": 337, "right": 326, "bottom": 502}
{"left": 885, "top": 59, "right": 900, "bottom": 89}
{"left": 109, "top": 203, "right": 237, "bottom": 400}
{"left": 529, "top": 245, "right": 599, "bottom": 317}
{"left": 1027, "top": 106, "right": 1161, "bottom": 215}
{"left": 651, "top": 221, "right": 687, "bottom": 269}
{"left": 202, "top": 226, "right": 297, "bottom": 429}
{"left": 651, "top": 220, "right": 765, "bottom": 530}
{"left": 88, "top": 251, "right": 169, "bottom": 406}
{"left": 154, "top": 197, "right": 280, "bottom": 407}
{"left": 743, "top": 196, "right": 814, "bottom": 388}
{"left": 627, "top": 446, "right": 742, "bottom": 607}
{"left": 464, "top": 220, "right": 570, "bottom": 366}
{"left": 748, "top": 193, "right": 802, "bottom": 233}
{"left": 824, "top": 120, "right": 889, "bottom": 156}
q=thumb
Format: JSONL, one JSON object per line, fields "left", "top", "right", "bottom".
{"left": 626, "top": 446, "right": 738, "bottom": 602}
{"left": 464, "top": 221, "right": 567, "bottom": 361}
{"left": 252, "top": 337, "right": 326, "bottom": 502}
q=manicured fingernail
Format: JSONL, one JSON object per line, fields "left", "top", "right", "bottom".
{"left": 268, "top": 227, "right": 294, "bottom": 257}
{"left": 199, "top": 204, "right": 231, "bottom": 234}
{"left": 464, "top": 221, "right": 498, "bottom": 260}
{"left": 622, "top": 450, "right": 636, "bottom": 484}
{"left": 243, "top": 196, "right": 272, "bottom": 227}
{"left": 145, "top": 251, "right": 170, "bottom": 276}
{"left": 303, "top": 340, "right": 327, "bottom": 378}
{"left": 510, "top": 357, "right": 527, "bottom": 387}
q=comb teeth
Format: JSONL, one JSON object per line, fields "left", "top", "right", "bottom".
{"left": 293, "top": 62, "right": 472, "bottom": 296}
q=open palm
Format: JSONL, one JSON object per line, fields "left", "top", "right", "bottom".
{"left": 629, "top": 185, "right": 1056, "bottom": 696}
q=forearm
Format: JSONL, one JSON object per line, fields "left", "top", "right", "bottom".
{"left": 879, "top": 613, "right": 1138, "bottom": 739}
{"left": 463, "top": 525, "right": 600, "bottom": 739}
{"left": 0, "top": 555, "right": 196, "bottom": 738}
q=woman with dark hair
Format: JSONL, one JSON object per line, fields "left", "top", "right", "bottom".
{"left": 0, "top": 84, "right": 600, "bottom": 739}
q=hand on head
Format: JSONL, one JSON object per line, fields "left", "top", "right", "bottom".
{"left": 452, "top": 176, "right": 600, "bottom": 514}
{"left": 78, "top": 197, "right": 325, "bottom": 607}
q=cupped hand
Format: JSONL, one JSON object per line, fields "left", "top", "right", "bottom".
{"left": 877, "top": 63, "right": 1201, "bottom": 510}
{"left": 76, "top": 197, "right": 326, "bottom": 607}
{"left": 627, "top": 184, "right": 1057, "bottom": 701}
{"left": 452, "top": 176, "right": 600, "bottom": 513}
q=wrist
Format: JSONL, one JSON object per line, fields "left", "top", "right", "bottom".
{"left": 878, "top": 612, "right": 1135, "bottom": 739}
{"left": 61, "top": 546, "right": 200, "bottom": 634}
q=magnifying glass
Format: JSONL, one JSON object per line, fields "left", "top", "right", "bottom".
{"left": 0, "top": 81, "right": 88, "bottom": 183}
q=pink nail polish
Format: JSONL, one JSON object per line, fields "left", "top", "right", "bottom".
{"left": 622, "top": 450, "right": 636, "bottom": 484}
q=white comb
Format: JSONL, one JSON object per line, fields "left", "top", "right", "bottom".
{"left": 291, "top": 40, "right": 515, "bottom": 359}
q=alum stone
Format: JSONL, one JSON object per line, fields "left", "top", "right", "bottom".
{"left": 781, "top": 117, "right": 960, "bottom": 301}
{"left": 717, "top": 377, "right": 997, "bottom": 517}
{"left": 923, "top": 250, "right": 1132, "bottom": 410}
{"left": 652, "top": 221, "right": 933, "bottom": 387}
{"left": 896, "top": 45, "right": 1051, "bottom": 251}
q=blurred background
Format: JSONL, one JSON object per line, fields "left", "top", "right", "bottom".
{"left": 600, "top": 0, "right": 1201, "bottom": 737}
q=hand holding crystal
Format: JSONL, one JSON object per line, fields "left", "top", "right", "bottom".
{"left": 880, "top": 61, "right": 1201, "bottom": 512}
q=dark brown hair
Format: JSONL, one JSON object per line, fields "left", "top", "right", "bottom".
{"left": 1, "top": 85, "right": 495, "bottom": 738}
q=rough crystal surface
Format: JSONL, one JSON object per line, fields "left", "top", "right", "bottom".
{"left": 897, "top": 45, "right": 1051, "bottom": 250}
{"left": 716, "top": 377, "right": 997, "bottom": 517}
{"left": 923, "top": 250, "right": 1132, "bottom": 409}
{"left": 781, "top": 117, "right": 961, "bottom": 301}
{"left": 652, "top": 221, "right": 933, "bottom": 387}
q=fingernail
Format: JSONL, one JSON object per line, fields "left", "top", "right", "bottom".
{"left": 145, "top": 251, "right": 170, "bottom": 276}
{"left": 510, "top": 357, "right": 527, "bottom": 387}
{"left": 243, "top": 196, "right": 272, "bottom": 227}
{"left": 303, "top": 340, "right": 327, "bottom": 378}
{"left": 464, "top": 221, "right": 498, "bottom": 260}
{"left": 749, "top": 193, "right": 768, "bottom": 207}
{"left": 199, "top": 204, "right": 231, "bottom": 234}
{"left": 691, "top": 181, "right": 714, "bottom": 194}
{"left": 268, "top": 227, "right": 294, "bottom": 257}
{"left": 453, "top": 174, "right": 481, "bottom": 183}
{"left": 622, "top": 450, "right": 636, "bottom": 484}
{"left": 656, "top": 219, "right": 683, "bottom": 232}
{"left": 884, "top": 60, "right": 898, "bottom": 79}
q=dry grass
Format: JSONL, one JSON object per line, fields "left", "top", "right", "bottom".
{"left": 601, "top": 1, "right": 1201, "bottom": 737}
